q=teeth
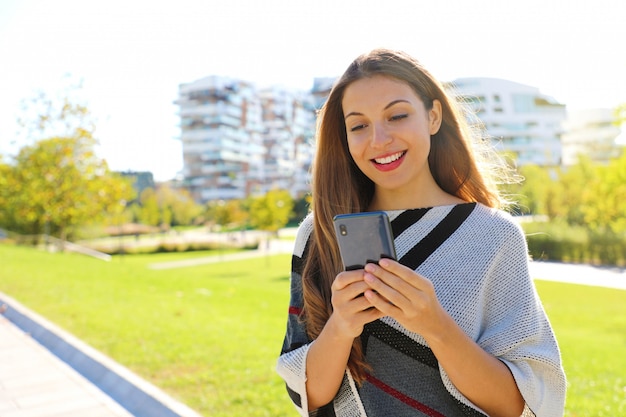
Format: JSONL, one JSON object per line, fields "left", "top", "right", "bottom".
{"left": 374, "top": 152, "right": 404, "bottom": 164}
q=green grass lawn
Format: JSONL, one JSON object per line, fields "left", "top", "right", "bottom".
{"left": 1, "top": 244, "right": 625, "bottom": 416}
{"left": 534, "top": 280, "right": 626, "bottom": 416}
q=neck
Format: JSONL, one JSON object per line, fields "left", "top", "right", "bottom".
{"left": 369, "top": 183, "right": 466, "bottom": 211}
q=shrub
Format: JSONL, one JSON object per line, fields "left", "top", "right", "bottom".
{"left": 522, "top": 221, "right": 626, "bottom": 267}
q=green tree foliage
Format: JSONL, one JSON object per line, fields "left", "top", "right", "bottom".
{"left": 289, "top": 194, "right": 311, "bottom": 225}
{"left": 0, "top": 81, "right": 136, "bottom": 241}
{"left": 507, "top": 153, "right": 625, "bottom": 235}
{"left": 505, "top": 164, "right": 554, "bottom": 215}
{"left": 206, "top": 199, "right": 250, "bottom": 230}
{"left": 248, "top": 189, "right": 294, "bottom": 233}
{"left": 550, "top": 156, "right": 598, "bottom": 225}
{"left": 0, "top": 137, "right": 135, "bottom": 240}
{"left": 160, "top": 185, "right": 202, "bottom": 226}
{"left": 137, "top": 188, "right": 161, "bottom": 227}
{"left": 136, "top": 184, "right": 203, "bottom": 228}
{"left": 582, "top": 152, "right": 626, "bottom": 234}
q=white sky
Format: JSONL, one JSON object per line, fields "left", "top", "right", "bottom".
{"left": 0, "top": 0, "right": 624, "bottom": 181}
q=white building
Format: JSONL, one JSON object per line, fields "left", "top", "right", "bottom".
{"left": 177, "top": 76, "right": 266, "bottom": 202}
{"left": 259, "top": 86, "right": 316, "bottom": 197}
{"left": 176, "top": 76, "right": 315, "bottom": 203}
{"left": 449, "top": 78, "right": 567, "bottom": 167}
{"left": 561, "top": 108, "right": 622, "bottom": 166}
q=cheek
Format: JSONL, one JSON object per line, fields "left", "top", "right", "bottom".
{"left": 346, "top": 140, "right": 370, "bottom": 169}
{"left": 347, "top": 139, "right": 365, "bottom": 161}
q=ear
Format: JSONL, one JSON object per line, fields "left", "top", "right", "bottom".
{"left": 429, "top": 99, "right": 443, "bottom": 135}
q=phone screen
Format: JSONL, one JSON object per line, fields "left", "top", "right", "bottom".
{"left": 333, "top": 211, "right": 397, "bottom": 271}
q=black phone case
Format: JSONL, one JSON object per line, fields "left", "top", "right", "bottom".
{"left": 333, "top": 211, "right": 397, "bottom": 271}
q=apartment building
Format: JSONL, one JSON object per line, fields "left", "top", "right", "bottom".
{"left": 177, "top": 76, "right": 315, "bottom": 203}
{"left": 449, "top": 78, "right": 567, "bottom": 167}
{"left": 259, "top": 86, "right": 316, "bottom": 197}
{"left": 177, "top": 76, "right": 265, "bottom": 202}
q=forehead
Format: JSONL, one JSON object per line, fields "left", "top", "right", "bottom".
{"left": 342, "top": 75, "right": 419, "bottom": 109}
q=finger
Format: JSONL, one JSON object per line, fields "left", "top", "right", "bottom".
{"left": 333, "top": 281, "right": 374, "bottom": 304}
{"left": 363, "top": 289, "right": 400, "bottom": 316}
{"left": 364, "top": 262, "right": 414, "bottom": 297}
{"left": 360, "top": 305, "right": 386, "bottom": 323}
{"left": 363, "top": 271, "right": 407, "bottom": 308}
{"left": 332, "top": 270, "right": 365, "bottom": 291}
{"left": 376, "top": 259, "right": 433, "bottom": 292}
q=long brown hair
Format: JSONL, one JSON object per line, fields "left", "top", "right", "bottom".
{"left": 302, "top": 48, "right": 505, "bottom": 384}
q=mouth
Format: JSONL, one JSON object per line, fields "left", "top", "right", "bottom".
{"left": 372, "top": 151, "right": 406, "bottom": 165}
{"left": 371, "top": 151, "right": 407, "bottom": 172}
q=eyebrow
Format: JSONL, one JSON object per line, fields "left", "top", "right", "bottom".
{"left": 344, "top": 99, "right": 411, "bottom": 120}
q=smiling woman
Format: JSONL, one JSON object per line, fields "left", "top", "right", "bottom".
{"left": 341, "top": 75, "right": 448, "bottom": 210}
{"left": 276, "top": 49, "right": 567, "bottom": 417}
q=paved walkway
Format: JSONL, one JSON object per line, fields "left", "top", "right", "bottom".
{"left": 0, "top": 312, "right": 133, "bottom": 417}
{"left": 529, "top": 260, "right": 626, "bottom": 290}
{"left": 1, "top": 251, "right": 624, "bottom": 417}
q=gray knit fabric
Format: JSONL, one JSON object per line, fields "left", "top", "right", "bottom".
{"left": 277, "top": 203, "right": 566, "bottom": 417}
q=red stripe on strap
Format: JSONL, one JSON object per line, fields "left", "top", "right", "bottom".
{"left": 288, "top": 306, "right": 302, "bottom": 315}
{"left": 366, "top": 374, "right": 446, "bottom": 417}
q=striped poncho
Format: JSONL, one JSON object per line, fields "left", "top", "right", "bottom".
{"left": 276, "top": 203, "right": 566, "bottom": 417}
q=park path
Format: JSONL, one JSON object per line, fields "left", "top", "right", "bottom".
{"left": 0, "top": 308, "right": 135, "bottom": 417}
{"left": 529, "top": 260, "right": 626, "bottom": 290}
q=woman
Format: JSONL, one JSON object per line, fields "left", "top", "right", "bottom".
{"left": 277, "top": 49, "right": 566, "bottom": 417}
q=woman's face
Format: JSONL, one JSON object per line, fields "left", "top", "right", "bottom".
{"left": 342, "top": 75, "right": 442, "bottom": 203}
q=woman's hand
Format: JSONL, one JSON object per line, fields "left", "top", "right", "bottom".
{"left": 305, "top": 270, "right": 386, "bottom": 410}
{"left": 330, "top": 269, "right": 386, "bottom": 338}
{"left": 361, "top": 259, "right": 525, "bottom": 417}
{"left": 362, "top": 258, "right": 447, "bottom": 338}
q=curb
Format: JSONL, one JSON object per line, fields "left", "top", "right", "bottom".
{"left": 0, "top": 292, "right": 203, "bottom": 417}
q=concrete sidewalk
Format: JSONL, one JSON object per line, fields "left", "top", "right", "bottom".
{"left": 529, "top": 260, "right": 626, "bottom": 290}
{"left": 0, "top": 312, "right": 133, "bottom": 417}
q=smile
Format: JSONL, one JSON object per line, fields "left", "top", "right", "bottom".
{"left": 373, "top": 151, "right": 406, "bottom": 165}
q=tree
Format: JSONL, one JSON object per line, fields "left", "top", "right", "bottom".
{"left": 289, "top": 194, "right": 312, "bottom": 225}
{"left": 582, "top": 152, "right": 626, "bottom": 234}
{"left": 136, "top": 185, "right": 203, "bottom": 228}
{"left": 137, "top": 188, "right": 161, "bottom": 227}
{"left": 156, "top": 184, "right": 202, "bottom": 226}
{"left": 16, "top": 76, "right": 95, "bottom": 145}
{"left": 550, "top": 156, "right": 598, "bottom": 225}
{"left": 0, "top": 80, "right": 136, "bottom": 241}
{"left": 206, "top": 199, "right": 249, "bottom": 230}
{"left": 0, "top": 137, "right": 135, "bottom": 240}
{"left": 248, "top": 189, "right": 294, "bottom": 234}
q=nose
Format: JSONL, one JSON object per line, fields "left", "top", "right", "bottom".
{"left": 370, "top": 121, "right": 392, "bottom": 148}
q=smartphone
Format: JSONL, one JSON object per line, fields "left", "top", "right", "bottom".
{"left": 333, "top": 211, "right": 397, "bottom": 271}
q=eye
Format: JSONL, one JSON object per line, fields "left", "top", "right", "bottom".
{"left": 390, "top": 114, "right": 408, "bottom": 122}
{"left": 349, "top": 123, "right": 367, "bottom": 132}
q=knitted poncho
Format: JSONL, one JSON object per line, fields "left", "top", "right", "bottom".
{"left": 276, "top": 203, "right": 566, "bottom": 417}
